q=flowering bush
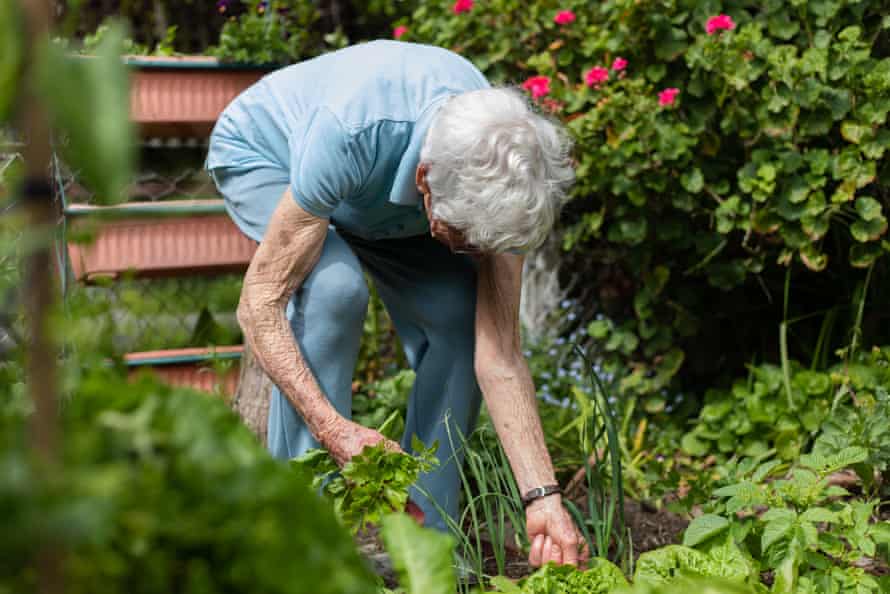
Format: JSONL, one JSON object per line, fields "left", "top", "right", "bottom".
{"left": 401, "top": 1, "right": 890, "bottom": 405}
{"left": 211, "top": 0, "right": 325, "bottom": 64}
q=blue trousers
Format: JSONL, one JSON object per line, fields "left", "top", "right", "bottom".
{"left": 267, "top": 227, "right": 483, "bottom": 531}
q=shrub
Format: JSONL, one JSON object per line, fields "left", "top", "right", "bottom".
{"left": 0, "top": 370, "right": 377, "bottom": 594}
{"left": 403, "top": 1, "right": 890, "bottom": 403}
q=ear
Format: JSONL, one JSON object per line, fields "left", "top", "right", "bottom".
{"left": 415, "top": 163, "right": 430, "bottom": 195}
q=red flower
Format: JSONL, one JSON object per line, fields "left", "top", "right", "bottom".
{"left": 611, "top": 57, "right": 628, "bottom": 71}
{"left": 393, "top": 25, "right": 408, "bottom": 39}
{"left": 584, "top": 66, "right": 609, "bottom": 87}
{"left": 554, "top": 10, "right": 576, "bottom": 25}
{"left": 522, "top": 75, "right": 551, "bottom": 99}
{"left": 706, "top": 14, "right": 736, "bottom": 35}
{"left": 658, "top": 88, "right": 680, "bottom": 107}
{"left": 453, "top": 0, "right": 473, "bottom": 14}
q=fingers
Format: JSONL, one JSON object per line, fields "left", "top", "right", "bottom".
{"left": 562, "top": 534, "right": 578, "bottom": 567}
{"left": 543, "top": 536, "right": 563, "bottom": 566}
{"left": 529, "top": 534, "right": 545, "bottom": 567}
{"left": 579, "top": 536, "right": 591, "bottom": 567}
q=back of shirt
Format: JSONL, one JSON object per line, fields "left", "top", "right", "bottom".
{"left": 207, "top": 41, "right": 490, "bottom": 241}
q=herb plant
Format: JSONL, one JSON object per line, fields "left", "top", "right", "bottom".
{"left": 211, "top": 0, "right": 325, "bottom": 65}
{"left": 688, "top": 449, "right": 890, "bottom": 593}
{"left": 292, "top": 437, "right": 438, "bottom": 534}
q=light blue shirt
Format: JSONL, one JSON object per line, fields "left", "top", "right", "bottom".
{"left": 206, "top": 40, "right": 490, "bottom": 241}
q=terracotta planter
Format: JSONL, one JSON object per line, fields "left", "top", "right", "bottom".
{"left": 65, "top": 200, "right": 257, "bottom": 282}
{"left": 125, "top": 56, "right": 274, "bottom": 138}
{"left": 125, "top": 345, "right": 243, "bottom": 397}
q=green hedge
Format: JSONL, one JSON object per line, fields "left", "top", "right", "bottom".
{"left": 398, "top": 0, "right": 890, "bottom": 402}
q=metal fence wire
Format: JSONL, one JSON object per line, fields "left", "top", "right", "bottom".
{"left": 54, "top": 140, "right": 245, "bottom": 356}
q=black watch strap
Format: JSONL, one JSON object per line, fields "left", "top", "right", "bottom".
{"left": 521, "top": 484, "right": 562, "bottom": 507}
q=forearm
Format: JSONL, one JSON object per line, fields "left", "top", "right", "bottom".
{"left": 477, "top": 356, "right": 556, "bottom": 495}
{"left": 236, "top": 190, "right": 340, "bottom": 440}
{"left": 238, "top": 290, "right": 339, "bottom": 438}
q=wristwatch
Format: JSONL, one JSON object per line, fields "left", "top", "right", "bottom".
{"left": 521, "top": 484, "right": 562, "bottom": 507}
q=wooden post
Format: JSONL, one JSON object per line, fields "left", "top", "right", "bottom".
{"left": 231, "top": 345, "right": 273, "bottom": 446}
{"left": 19, "top": 3, "right": 61, "bottom": 593}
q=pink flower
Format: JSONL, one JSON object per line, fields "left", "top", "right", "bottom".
{"left": 584, "top": 66, "right": 609, "bottom": 87}
{"left": 611, "top": 57, "right": 628, "bottom": 71}
{"left": 393, "top": 25, "right": 408, "bottom": 39}
{"left": 522, "top": 75, "right": 551, "bottom": 99}
{"left": 658, "top": 87, "right": 680, "bottom": 107}
{"left": 452, "top": 0, "right": 473, "bottom": 14}
{"left": 706, "top": 14, "right": 736, "bottom": 35}
{"left": 554, "top": 10, "right": 576, "bottom": 25}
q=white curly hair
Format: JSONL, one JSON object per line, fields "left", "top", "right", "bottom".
{"left": 419, "top": 87, "right": 575, "bottom": 253}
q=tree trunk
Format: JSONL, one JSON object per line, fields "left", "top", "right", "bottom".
{"left": 232, "top": 345, "right": 273, "bottom": 446}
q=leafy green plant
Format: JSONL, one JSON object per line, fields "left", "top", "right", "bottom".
{"left": 813, "top": 385, "right": 890, "bottom": 496}
{"left": 352, "top": 369, "right": 415, "bottom": 430}
{"left": 690, "top": 449, "right": 890, "bottom": 593}
{"left": 405, "top": 0, "right": 890, "bottom": 410}
{"left": 0, "top": 370, "right": 377, "bottom": 594}
{"left": 80, "top": 19, "right": 178, "bottom": 56}
{"left": 292, "top": 437, "right": 438, "bottom": 534}
{"left": 37, "top": 22, "right": 134, "bottom": 204}
{"left": 633, "top": 538, "right": 760, "bottom": 589}
{"left": 563, "top": 348, "right": 628, "bottom": 566}
{"left": 211, "top": 0, "right": 324, "bottom": 65}
{"left": 490, "top": 558, "right": 628, "bottom": 594}
{"left": 0, "top": 0, "right": 23, "bottom": 123}
{"left": 380, "top": 512, "right": 458, "bottom": 594}
{"left": 617, "top": 576, "right": 764, "bottom": 594}
{"left": 680, "top": 346, "right": 890, "bottom": 462}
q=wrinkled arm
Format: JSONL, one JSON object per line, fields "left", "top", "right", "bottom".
{"left": 236, "top": 190, "right": 339, "bottom": 440}
{"left": 474, "top": 253, "right": 556, "bottom": 494}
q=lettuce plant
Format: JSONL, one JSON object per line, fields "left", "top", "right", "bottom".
{"left": 292, "top": 436, "right": 438, "bottom": 534}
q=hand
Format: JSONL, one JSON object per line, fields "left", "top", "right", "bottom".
{"left": 318, "top": 417, "right": 403, "bottom": 467}
{"left": 526, "top": 494, "right": 589, "bottom": 568}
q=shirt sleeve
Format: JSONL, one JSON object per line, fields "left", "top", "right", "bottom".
{"left": 289, "top": 107, "right": 366, "bottom": 219}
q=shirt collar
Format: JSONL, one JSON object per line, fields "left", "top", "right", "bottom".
{"left": 388, "top": 95, "right": 451, "bottom": 208}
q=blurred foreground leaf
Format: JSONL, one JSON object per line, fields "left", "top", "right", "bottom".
{"left": 380, "top": 513, "right": 456, "bottom": 594}
{"left": 35, "top": 23, "right": 133, "bottom": 203}
{"left": 0, "top": 0, "right": 24, "bottom": 123}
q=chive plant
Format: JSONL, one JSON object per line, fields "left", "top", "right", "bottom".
{"left": 563, "top": 347, "right": 629, "bottom": 570}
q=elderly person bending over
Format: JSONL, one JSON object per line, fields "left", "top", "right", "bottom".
{"left": 206, "top": 40, "right": 585, "bottom": 567}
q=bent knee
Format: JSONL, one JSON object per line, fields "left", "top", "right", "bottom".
{"left": 305, "top": 263, "right": 369, "bottom": 323}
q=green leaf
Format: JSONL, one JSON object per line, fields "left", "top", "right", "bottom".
{"left": 855, "top": 196, "right": 883, "bottom": 221}
{"left": 0, "top": 0, "right": 23, "bottom": 123}
{"left": 489, "top": 576, "right": 522, "bottom": 593}
{"left": 381, "top": 514, "right": 456, "bottom": 594}
{"left": 36, "top": 24, "right": 134, "bottom": 204}
{"left": 681, "top": 432, "right": 710, "bottom": 457}
{"left": 870, "top": 522, "right": 890, "bottom": 545}
{"left": 851, "top": 217, "right": 887, "bottom": 242}
{"left": 800, "top": 507, "right": 838, "bottom": 523}
{"left": 841, "top": 121, "right": 870, "bottom": 144}
{"left": 850, "top": 243, "right": 883, "bottom": 268}
{"left": 682, "top": 168, "right": 705, "bottom": 193}
{"left": 588, "top": 319, "right": 611, "bottom": 339}
{"left": 761, "top": 509, "right": 796, "bottom": 553}
{"left": 683, "top": 514, "right": 731, "bottom": 547}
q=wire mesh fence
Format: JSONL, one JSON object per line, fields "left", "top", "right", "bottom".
{"left": 53, "top": 136, "right": 248, "bottom": 358}
{"left": 57, "top": 143, "right": 218, "bottom": 205}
